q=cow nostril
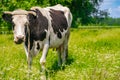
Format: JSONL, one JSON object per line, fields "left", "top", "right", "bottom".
{"left": 16, "top": 35, "right": 24, "bottom": 40}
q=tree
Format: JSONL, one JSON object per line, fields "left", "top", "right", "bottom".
{"left": 49, "top": 0, "right": 107, "bottom": 26}
{"left": 0, "top": 0, "right": 107, "bottom": 30}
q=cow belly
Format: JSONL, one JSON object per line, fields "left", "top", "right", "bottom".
{"left": 50, "top": 34, "right": 65, "bottom": 48}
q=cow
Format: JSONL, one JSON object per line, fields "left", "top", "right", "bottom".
{"left": 2, "top": 4, "right": 72, "bottom": 73}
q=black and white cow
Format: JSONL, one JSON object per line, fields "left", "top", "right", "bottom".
{"left": 2, "top": 4, "right": 72, "bottom": 72}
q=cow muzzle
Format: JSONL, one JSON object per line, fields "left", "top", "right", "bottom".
{"left": 14, "top": 35, "right": 25, "bottom": 44}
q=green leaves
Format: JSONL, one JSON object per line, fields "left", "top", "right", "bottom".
{"left": 1, "top": 0, "right": 106, "bottom": 29}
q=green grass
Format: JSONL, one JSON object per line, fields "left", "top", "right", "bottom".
{"left": 0, "top": 28, "right": 120, "bottom": 80}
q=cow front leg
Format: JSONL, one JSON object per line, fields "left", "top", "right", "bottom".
{"left": 27, "top": 53, "right": 32, "bottom": 70}
{"left": 40, "top": 43, "right": 49, "bottom": 80}
{"left": 40, "top": 43, "right": 49, "bottom": 72}
{"left": 24, "top": 45, "right": 32, "bottom": 70}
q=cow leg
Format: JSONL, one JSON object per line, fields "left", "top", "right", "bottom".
{"left": 62, "top": 44, "right": 68, "bottom": 65}
{"left": 40, "top": 43, "right": 49, "bottom": 80}
{"left": 57, "top": 42, "right": 68, "bottom": 66}
{"left": 24, "top": 45, "right": 32, "bottom": 70}
{"left": 27, "top": 53, "right": 32, "bottom": 70}
{"left": 57, "top": 44, "right": 67, "bottom": 66}
{"left": 57, "top": 47, "right": 62, "bottom": 67}
{"left": 62, "top": 32, "right": 70, "bottom": 65}
{"left": 40, "top": 43, "right": 49, "bottom": 72}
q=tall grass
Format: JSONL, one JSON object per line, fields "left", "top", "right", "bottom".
{"left": 0, "top": 28, "right": 120, "bottom": 80}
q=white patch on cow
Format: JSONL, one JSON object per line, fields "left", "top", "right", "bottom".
{"left": 30, "top": 41, "right": 40, "bottom": 56}
{"left": 44, "top": 29, "right": 48, "bottom": 33}
{"left": 12, "top": 15, "right": 29, "bottom": 41}
{"left": 24, "top": 43, "right": 29, "bottom": 59}
{"left": 49, "top": 29, "right": 67, "bottom": 48}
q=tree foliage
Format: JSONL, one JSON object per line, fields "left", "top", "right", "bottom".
{"left": 0, "top": 0, "right": 108, "bottom": 30}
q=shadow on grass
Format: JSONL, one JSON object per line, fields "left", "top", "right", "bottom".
{"left": 47, "top": 55, "right": 74, "bottom": 77}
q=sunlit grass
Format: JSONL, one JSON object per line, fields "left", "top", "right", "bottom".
{"left": 0, "top": 28, "right": 120, "bottom": 80}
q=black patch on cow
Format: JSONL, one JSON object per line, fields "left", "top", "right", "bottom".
{"left": 39, "top": 31, "right": 46, "bottom": 41}
{"left": 49, "top": 36, "right": 50, "bottom": 45}
{"left": 28, "top": 9, "right": 48, "bottom": 41}
{"left": 49, "top": 9, "right": 68, "bottom": 39}
{"left": 36, "top": 42, "right": 40, "bottom": 50}
{"left": 57, "top": 32, "right": 62, "bottom": 38}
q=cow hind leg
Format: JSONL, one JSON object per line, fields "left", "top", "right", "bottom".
{"left": 57, "top": 44, "right": 68, "bottom": 67}
{"left": 61, "top": 32, "right": 70, "bottom": 65}
{"left": 57, "top": 47, "right": 62, "bottom": 67}
{"left": 62, "top": 44, "right": 68, "bottom": 65}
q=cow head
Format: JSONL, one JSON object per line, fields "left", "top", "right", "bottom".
{"left": 2, "top": 9, "right": 36, "bottom": 44}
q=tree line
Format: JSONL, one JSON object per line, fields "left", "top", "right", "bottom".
{"left": 0, "top": 0, "right": 119, "bottom": 31}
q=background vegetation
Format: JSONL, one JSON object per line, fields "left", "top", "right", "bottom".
{"left": 0, "top": 0, "right": 111, "bottom": 31}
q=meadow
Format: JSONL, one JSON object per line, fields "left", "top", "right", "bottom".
{"left": 0, "top": 27, "right": 120, "bottom": 80}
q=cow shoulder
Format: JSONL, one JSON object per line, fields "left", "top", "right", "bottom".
{"left": 29, "top": 7, "right": 49, "bottom": 41}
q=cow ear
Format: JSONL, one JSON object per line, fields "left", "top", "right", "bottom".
{"left": 2, "top": 12, "right": 12, "bottom": 23}
{"left": 28, "top": 11, "right": 37, "bottom": 21}
{"left": 28, "top": 13, "right": 36, "bottom": 20}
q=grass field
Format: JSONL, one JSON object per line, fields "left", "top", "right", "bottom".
{"left": 0, "top": 28, "right": 120, "bottom": 80}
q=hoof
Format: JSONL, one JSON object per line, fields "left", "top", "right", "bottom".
{"left": 40, "top": 75, "right": 46, "bottom": 80}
